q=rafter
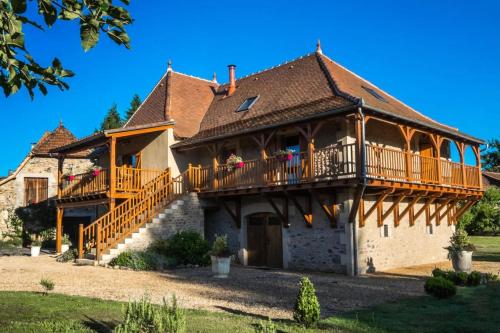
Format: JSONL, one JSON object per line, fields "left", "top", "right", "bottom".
{"left": 398, "top": 193, "right": 426, "bottom": 223}
{"left": 381, "top": 191, "right": 411, "bottom": 225}
{"left": 363, "top": 189, "right": 395, "bottom": 221}
{"left": 219, "top": 198, "right": 241, "bottom": 228}
{"left": 286, "top": 192, "right": 313, "bottom": 227}
{"left": 265, "top": 195, "right": 289, "bottom": 228}
{"left": 310, "top": 190, "right": 338, "bottom": 228}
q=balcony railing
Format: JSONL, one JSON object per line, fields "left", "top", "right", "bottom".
{"left": 190, "top": 143, "right": 481, "bottom": 192}
{"left": 60, "top": 166, "right": 164, "bottom": 199}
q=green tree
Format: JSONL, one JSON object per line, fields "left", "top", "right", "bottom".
{"left": 293, "top": 277, "right": 320, "bottom": 328}
{"left": 125, "top": 93, "right": 141, "bottom": 121}
{"left": 0, "top": 0, "right": 132, "bottom": 98}
{"left": 100, "top": 103, "right": 122, "bottom": 130}
{"left": 459, "top": 186, "right": 500, "bottom": 235}
{"left": 482, "top": 139, "right": 500, "bottom": 172}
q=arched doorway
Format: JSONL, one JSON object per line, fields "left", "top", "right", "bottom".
{"left": 246, "top": 213, "right": 283, "bottom": 268}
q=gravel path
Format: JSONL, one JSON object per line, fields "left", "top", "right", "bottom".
{"left": 2, "top": 254, "right": 486, "bottom": 319}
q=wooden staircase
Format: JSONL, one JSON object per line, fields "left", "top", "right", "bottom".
{"left": 77, "top": 168, "right": 191, "bottom": 262}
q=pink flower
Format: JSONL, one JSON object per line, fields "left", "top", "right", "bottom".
{"left": 286, "top": 153, "right": 293, "bottom": 161}
{"left": 92, "top": 169, "right": 100, "bottom": 177}
{"left": 68, "top": 175, "right": 75, "bottom": 181}
{"left": 236, "top": 161, "right": 245, "bottom": 169}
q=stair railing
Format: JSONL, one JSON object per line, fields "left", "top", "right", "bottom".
{"left": 78, "top": 168, "right": 191, "bottom": 260}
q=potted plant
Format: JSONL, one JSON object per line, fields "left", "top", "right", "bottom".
{"left": 275, "top": 149, "right": 294, "bottom": 162}
{"left": 226, "top": 154, "right": 244, "bottom": 172}
{"left": 92, "top": 168, "right": 101, "bottom": 177}
{"left": 61, "top": 234, "right": 71, "bottom": 253}
{"left": 65, "top": 174, "right": 75, "bottom": 181}
{"left": 31, "top": 235, "right": 42, "bottom": 257}
{"left": 210, "top": 234, "right": 231, "bottom": 278}
{"left": 445, "top": 229, "right": 476, "bottom": 272}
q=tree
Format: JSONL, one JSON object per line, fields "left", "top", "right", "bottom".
{"left": 0, "top": 0, "right": 132, "bottom": 99}
{"left": 100, "top": 103, "right": 122, "bottom": 130}
{"left": 125, "top": 93, "right": 141, "bottom": 121}
{"left": 459, "top": 186, "right": 500, "bottom": 235}
{"left": 293, "top": 277, "right": 320, "bottom": 328}
{"left": 482, "top": 139, "right": 500, "bottom": 172}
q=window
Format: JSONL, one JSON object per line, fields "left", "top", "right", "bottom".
{"left": 24, "top": 177, "right": 48, "bottom": 205}
{"left": 427, "top": 224, "right": 434, "bottom": 235}
{"left": 236, "top": 95, "right": 259, "bottom": 112}
{"left": 383, "top": 224, "right": 390, "bottom": 238}
{"left": 361, "top": 86, "right": 387, "bottom": 103}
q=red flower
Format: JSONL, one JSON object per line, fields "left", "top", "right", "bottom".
{"left": 68, "top": 175, "right": 75, "bottom": 181}
{"left": 92, "top": 169, "right": 100, "bottom": 177}
{"left": 236, "top": 161, "right": 245, "bottom": 169}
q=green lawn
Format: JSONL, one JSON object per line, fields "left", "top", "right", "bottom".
{"left": 471, "top": 236, "right": 500, "bottom": 262}
{"left": 1, "top": 284, "right": 500, "bottom": 333}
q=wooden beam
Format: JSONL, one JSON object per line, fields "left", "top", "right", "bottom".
{"left": 265, "top": 195, "right": 289, "bottom": 227}
{"left": 310, "top": 190, "right": 338, "bottom": 228}
{"left": 430, "top": 198, "right": 454, "bottom": 225}
{"left": 286, "top": 192, "right": 313, "bottom": 227}
{"left": 439, "top": 201, "right": 459, "bottom": 223}
{"left": 106, "top": 124, "right": 172, "bottom": 138}
{"left": 109, "top": 136, "right": 117, "bottom": 200}
{"left": 219, "top": 198, "right": 241, "bottom": 228}
{"left": 56, "top": 207, "right": 63, "bottom": 254}
{"left": 398, "top": 194, "right": 424, "bottom": 223}
{"left": 358, "top": 198, "right": 365, "bottom": 227}
{"left": 381, "top": 192, "right": 409, "bottom": 225}
{"left": 363, "top": 189, "right": 394, "bottom": 221}
{"left": 413, "top": 195, "right": 439, "bottom": 222}
{"left": 452, "top": 200, "right": 476, "bottom": 222}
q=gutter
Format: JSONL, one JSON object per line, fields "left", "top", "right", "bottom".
{"left": 349, "top": 101, "right": 368, "bottom": 276}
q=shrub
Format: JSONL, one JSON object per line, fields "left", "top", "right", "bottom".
{"left": 453, "top": 272, "right": 469, "bottom": 286}
{"left": 293, "top": 277, "right": 320, "bottom": 328}
{"left": 56, "top": 248, "right": 78, "bottom": 263}
{"left": 109, "top": 251, "right": 152, "bottom": 271}
{"left": 210, "top": 234, "right": 231, "bottom": 257}
{"left": 148, "top": 239, "right": 169, "bottom": 254}
{"left": 61, "top": 234, "right": 72, "bottom": 246}
{"left": 31, "top": 235, "right": 42, "bottom": 247}
{"left": 114, "top": 294, "right": 186, "bottom": 333}
{"left": 424, "top": 277, "right": 456, "bottom": 298}
{"left": 467, "top": 271, "right": 482, "bottom": 286}
{"left": 255, "top": 318, "right": 277, "bottom": 333}
{"left": 40, "top": 278, "right": 55, "bottom": 294}
{"left": 445, "top": 229, "right": 476, "bottom": 260}
{"left": 164, "top": 231, "right": 210, "bottom": 266}
{"left": 483, "top": 272, "right": 498, "bottom": 284}
{"left": 40, "top": 320, "right": 93, "bottom": 333}
{"left": 431, "top": 268, "right": 447, "bottom": 279}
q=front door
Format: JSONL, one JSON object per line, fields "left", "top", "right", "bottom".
{"left": 247, "top": 213, "right": 283, "bottom": 268}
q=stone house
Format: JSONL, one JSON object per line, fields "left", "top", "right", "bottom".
{"left": 0, "top": 123, "right": 92, "bottom": 238}
{"left": 52, "top": 43, "right": 483, "bottom": 275}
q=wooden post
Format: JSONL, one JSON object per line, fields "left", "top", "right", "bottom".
{"left": 57, "top": 156, "right": 64, "bottom": 199}
{"left": 109, "top": 136, "right": 117, "bottom": 198}
{"left": 472, "top": 145, "right": 482, "bottom": 189}
{"left": 96, "top": 223, "right": 101, "bottom": 261}
{"left": 398, "top": 125, "right": 415, "bottom": 182}
{"left": 456, "top": 141, "right": 467, "bottom": 188}
{"left": 212, "top": 155, "right": 218, "bottom": 190}
{"left": 56, "top": 207, "right": 63, "bottom": 254}
{"left": 354, "top": 114, "right": 363, "bottom": 178}
{"left": 78, "top": 223, "right": 84, "bottom": 259}
{"left": 307, "top": 140, "right": 314, "bottom": 181}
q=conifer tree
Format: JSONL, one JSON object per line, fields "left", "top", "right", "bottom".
{"left": 100, "top": 103, "right": 122, "bottom": 130}
{"left": 125, "top": 94, "right": 142, "bottom": 121}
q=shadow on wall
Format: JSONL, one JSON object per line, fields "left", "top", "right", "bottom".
{"left": 366, "top": 257, "right": 376, "bottom": 273}
{"left": 14, "top": 199, "right": 56, "bottom": 247}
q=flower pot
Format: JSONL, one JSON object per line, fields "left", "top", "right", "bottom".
{"left": 451, "top": 250, "right": 473, "bottom": 272}
{"left": 61, "top": 244, "right": 70, "bottom": 253}
{"left": 211, "top": 256, "right": 231, "bottom": 278}
{"left": 31, "top": 246, "right": 41, "bottom": 257}
{"left": 92, "top": 170, "right": 100, "bottom": 177}
{"left": 235, "top": 161, "right": 245, "bottom": 169}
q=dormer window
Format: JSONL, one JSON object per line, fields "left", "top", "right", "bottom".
{"left": 361, "top": 86, "right": 387, "bottom": 103}
{"left": 236, "top": 96, "right": 259, "bottom": 112}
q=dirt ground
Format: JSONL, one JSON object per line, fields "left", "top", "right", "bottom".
{"left": 0, "top": 254, "right": 498, "bottom": 319}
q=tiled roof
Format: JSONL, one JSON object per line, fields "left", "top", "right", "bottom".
{"left": 125, "top": 71, "right": 217, "bottom": 138}
{"left": 32, "top": 123, "right": 81, "bottom": 156}
{"left": 483, "top": 171, "right": 500, "bottom": 182}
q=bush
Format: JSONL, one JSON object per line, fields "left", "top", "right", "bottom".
{"left": 40, "top": 320, "right": 93, "bottom": 333}
{"left": 255, "top": 318, "right": 277, "bottom": 333}
{"left": 56, "top": 248, "right": 78, "bottom": 263}
{"left": 210, "top": 234, "right": 231, "bottom": 257}
{"left": 109, "top": 251, "right": 153, "bottom": 271}
{"left": 40, "top": 278, "right": 55, "bottom": 294}
{"left": 467, "top": 271, "right": 482, "bottom": 286}
{"left": 424, "top": 277, "right": 456, "bottom": 298}
{"left": 446, "top": 229, "right": 476, "bottom": 260}
{"left": 483, "top": 272, "right": 498, "bottom": 284}
{"left": 293, "top": 277, "right": 320, "bottom": 328}
{"left": 431, "top": 268, "right": 447, "bottom": 279}
{"left": 164, "top": 231, "right": 210, "bottom": 266}
{"left": 459, "top": 186, "right": 500, "bottom": 235}
{"left": 114, "top": 294, "right": 186, "bottom": 333}
{"left": 453, "top": 272, "right": 469, "bottom": 286}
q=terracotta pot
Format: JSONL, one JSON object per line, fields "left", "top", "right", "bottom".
{"left": 451, "top": 250, "right": 473, "bottom": 272}
{"left": 31, "top": 246, "right": 41, "bottom": 257}
{"left": 211, "top": 256, "right": 231, "bottom": 278}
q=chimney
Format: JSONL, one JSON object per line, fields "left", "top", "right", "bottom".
{"left": 227, "top": 64, "right": 236, "bottom": 96}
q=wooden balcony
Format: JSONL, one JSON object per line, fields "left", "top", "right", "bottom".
{"left": 190, "top": 143, "right": 482, "bottom": 196}
{"left": 59, "top": 166, "right": 164, "bottom": 201}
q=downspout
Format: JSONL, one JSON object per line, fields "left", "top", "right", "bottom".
{"left": 350, "top": 100, "right": 367, "bottom": 276}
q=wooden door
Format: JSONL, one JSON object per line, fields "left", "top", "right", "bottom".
{"left": 247, "top": 213, "right": 283, "bottom": 268}
{"left": 420, "top": 142, "right": 435, "bottom": 182}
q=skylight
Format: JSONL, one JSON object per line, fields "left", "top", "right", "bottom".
{"left": 236, "top": 96, "right": 259, "bottom": 112}
{"left": 361, "top": 86, "right": 387, "bottom": 103}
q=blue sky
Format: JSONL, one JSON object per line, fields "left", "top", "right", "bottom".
{"left": 1, "top": 0, "right": 499, "bottom": 175}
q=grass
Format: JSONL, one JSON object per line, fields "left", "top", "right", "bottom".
{"left": 471, "top": 236, "right": 500, "bottom": 262}
{"left": 1, "top": 284, "right": 500, "bottom": 333}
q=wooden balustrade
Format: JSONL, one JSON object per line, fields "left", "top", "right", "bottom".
{"left": 79, "top": 168, "right": 188, "bottom": 259}
{"left": 61, "top": 166, "right": 164, "bottom": 199}
{"left": 61, "top": 169, "right": 109, "bottom": 198}
{"left": 190, "top": 143, "right": 481, "bottom": 192}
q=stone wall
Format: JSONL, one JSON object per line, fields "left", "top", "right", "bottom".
{"left": 126, "top": 193, "right": 205, "bottom": 251}
{"left": 356, "top": 197, "right": 454, "bottom": 274}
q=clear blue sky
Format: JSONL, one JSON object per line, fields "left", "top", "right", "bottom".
{"left": 1, "top": 0, "right": 499, "bottom": 175}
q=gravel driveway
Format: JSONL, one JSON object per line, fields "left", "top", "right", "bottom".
{"left": 0, "top": 254, "right": 464, "bottom": 319}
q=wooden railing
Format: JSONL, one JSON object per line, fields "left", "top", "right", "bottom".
{"left": 190, "top": 143, "right": 481, "bottom": 192}
{"left": 61, "top": 166, "right": 164, "bottom": 198}
{"left": 61, "top": 169, "right": 109, "bottom": 198}
{"left": 78, "top": 168, "right": 191, "bottom": 260}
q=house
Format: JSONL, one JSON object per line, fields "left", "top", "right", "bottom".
{"left": 0, "top": 122, "right": 93, "bottom": 238}
{"left": 51, "top": 43, "right": 483, "bottom": 275}
{"left": 483, "top": 171, "right": 500, "bottom": 188}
